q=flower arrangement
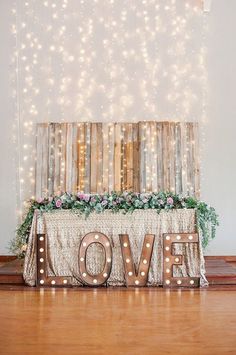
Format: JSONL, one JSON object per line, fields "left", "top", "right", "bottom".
{"left": 10, "top": 191, "right": 219, "bottom": 258}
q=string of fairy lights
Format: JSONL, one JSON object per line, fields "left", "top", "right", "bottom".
{"left": 11, "top": 0, "right": 208, "bottom": 216}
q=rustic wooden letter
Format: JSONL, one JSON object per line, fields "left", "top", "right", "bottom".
{"left": 78, "top": 232, "right": 112, "bottom": 286}
{"left": 37, "top": 234, "right": 72, "bottom": 287}
{"left": 119, "top": 234, "right": 155, "bottom": 286}
{"left": 163, "top": 233, "right": 200, "bottom": 288}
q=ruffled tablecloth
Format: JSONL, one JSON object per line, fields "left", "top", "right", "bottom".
{"left": 23, "top": 209, "right": 208, "bottom": 287}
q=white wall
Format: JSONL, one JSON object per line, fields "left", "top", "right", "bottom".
{"left": 201, "top": 0, "right": 236, "bottom": 254}
{"left": 0, "top": 0, "right": 17, "bottom": 254}
{"left": 0, "top": 0, "right": 235, "bottom": 255}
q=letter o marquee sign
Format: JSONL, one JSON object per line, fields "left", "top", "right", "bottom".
{"left": 78, "top": 232, "right": 113, "bottom": 286}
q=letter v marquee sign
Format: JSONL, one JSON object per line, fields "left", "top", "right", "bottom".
{"left": 119, "top": 234, "right": 155, "bottom": 286}
{"left": 36, "top": 232, "right": 200, "bottom": 288}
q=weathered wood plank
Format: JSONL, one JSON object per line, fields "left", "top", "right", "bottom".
{"left": 60, "top": 123, "right": 67, "bottom": 193}
{"left": 169, "top": 122, "right": 176, "bottom": 194}
{"left": 149, "top": 122, "right": 157, "bottom": 192}
{"left": 180, "top": 122, "right": 188, "bottom": 196}
{"left": 96, "top": 123, "right": 103, "bottom": 193}
{"left": 114, "top": 123, "right": 121, "bottom": 192}
{"left": 139, "top": 122, "right": 146, "bottom": 192}
{"left": 102, "top": 123, "right": 109, "bottom": 192}
{"left": 126, "top": 124, "right": 133, "bottom": 191}
{"left": 36, "top": 124, "right": 45, "bottom": 198}
{"left": 193, "top": 122, "right": 200, "bottom": 198}
{"left": 77, "top": 123, "right": 85, "bottom": 192}
{"left": 156, "top": 122, "right": 163, "bottom": 191}
{"left": 84, "top": 123, "right": 91, "bottom": 193}
{"left": 35, "top": 121, "right": 200, "bottom": 197}
{"left": 175, "top": 122, "right": 182, "bottom": 195}
{"left": 71, "top": 123, "right": 78, "bottom": 193}
{"left": 108, "top": 123, "right": 115, "bottom": 193}
{"left": 48, "top": 123, "right": 55, "bottom": 196}
{"left": 133, "top": 123, "right": 139, "bottom": 192}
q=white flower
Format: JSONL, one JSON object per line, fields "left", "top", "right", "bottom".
{"left": 21, "top": 244, "right": 27, "bottom": 252}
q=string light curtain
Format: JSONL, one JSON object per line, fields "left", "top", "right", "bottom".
{"left": 35, "top": 121, "right": 200, "bottom": 197}
{"left": 11, "top": 0, "right": 206, "bottom": 214}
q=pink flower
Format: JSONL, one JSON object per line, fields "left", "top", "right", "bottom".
{"left": 37, "top": 197, "right": 44, "bottom": 204}
{"left": 78, "top": 193, "right": 90, "bottom": 202}
{"left": 55, "top": 199, "right": 62, "bottom": 208}
{"left": 83, "top": 194, "right": 90, "bottom": 202}
{"left": 167, "top": 197, "right": 174, "bottom": 205}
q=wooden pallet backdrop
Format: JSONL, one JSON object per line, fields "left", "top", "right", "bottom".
{"left": 35, "top": 121, "right": 200, "bottom": 197}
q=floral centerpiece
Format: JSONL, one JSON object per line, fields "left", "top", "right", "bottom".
{"left": 10, "top": 191, "right": 219, "bottom": 258}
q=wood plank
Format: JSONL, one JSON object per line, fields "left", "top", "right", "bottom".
{"left": 60, "top": 123, "right": 67, "bottom": 193}
{"left": 156, "top": 122, "right": 163, "bottom": 191}
{"left": 77, "top": 123, "right": 85, "bottom": 192}
{"left": 90, "top": 123, "right": 98, "bottom": 193}
{"left": 126, "top": 124, "right": 133, "bottom": 191}
{"left": 96, "top": 123, "right": 103, "bottom": 193}
{"left": 133, "top": 123, "right": 139, "bottom": 192}
{"left": 139, "top": 122, "right": 146, "bottom": 192}
{"left": 169, "top": 122, "right": 176, "bottom": 193}
{"left": 0, "top": 256, "right": 17, "bottom": 262}
{"left": 145, "top": 122, "right": 151, "bottom": 191}
{"left": 108, "top": 123, "right": 115, "bottom": 192}
{"left": 206, "top": 259, "right": 236, "bottom": 285}
{"left": 205, "top": 256, "right": 236, "bottom": 261}
{"left": 41, "top": 124, "right": 49, "bottom": 197}
{"left": 162, "top": 122, "right": 170, "bottom": 191}
{"left": 0, "top": 259, "right": 24, "bottom": 285}
{"left": 193, "top": 122, "right": 200, "bottom": 199}
{"left": 120, "top": 124, "right": 125, "bottom": 191}
{"left": 35, "top": 124, "right": 44, "bottom": 198}
{"left": 180, "top": 122, "right": 188, "bottom": 196}
{"left": 84, "top": 123, "right": 91, "bottom": 193}
{"left": 53, "top": 123, "right": 62, "bottom": 194}
{"left": 114, "top": 123, "right": 121, "bottom": 191}
{"left": 150, "top": 121, "right": 157, "bottom": 192}
{"left": 71, "top": 123, "right": 78, "bottom": 193}
{"left": 48, "top": 123, "right": 55, "bottom": 196}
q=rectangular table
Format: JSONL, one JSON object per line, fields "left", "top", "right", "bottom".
{"left": 23, "top": 209, "right": 208, "bottom": 287}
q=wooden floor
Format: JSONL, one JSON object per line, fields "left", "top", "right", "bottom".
{"left": 0, "top": 258, "right": 236, "bottom": 354}
{"left": 0, "top": 288, "right": 236, "bottom": 355}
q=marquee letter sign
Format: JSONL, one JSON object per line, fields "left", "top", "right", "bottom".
{"left": 119, "top": 234, "right": 155, "bottom": 286}
{"left": 36, "top": 234, "right": 72, "bottom": 287}
{"left": 36, "top": 232, "right": 200, "bottom": 288}
{"left": 78, "top": 232, "right": 113, "bottom": 286}
{"left": 163, "top": 233, "right": 200, "bottom": 288}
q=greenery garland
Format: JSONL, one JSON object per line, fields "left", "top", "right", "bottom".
{"left": 10, "top": 191, "right": 219, "bottom": 258}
